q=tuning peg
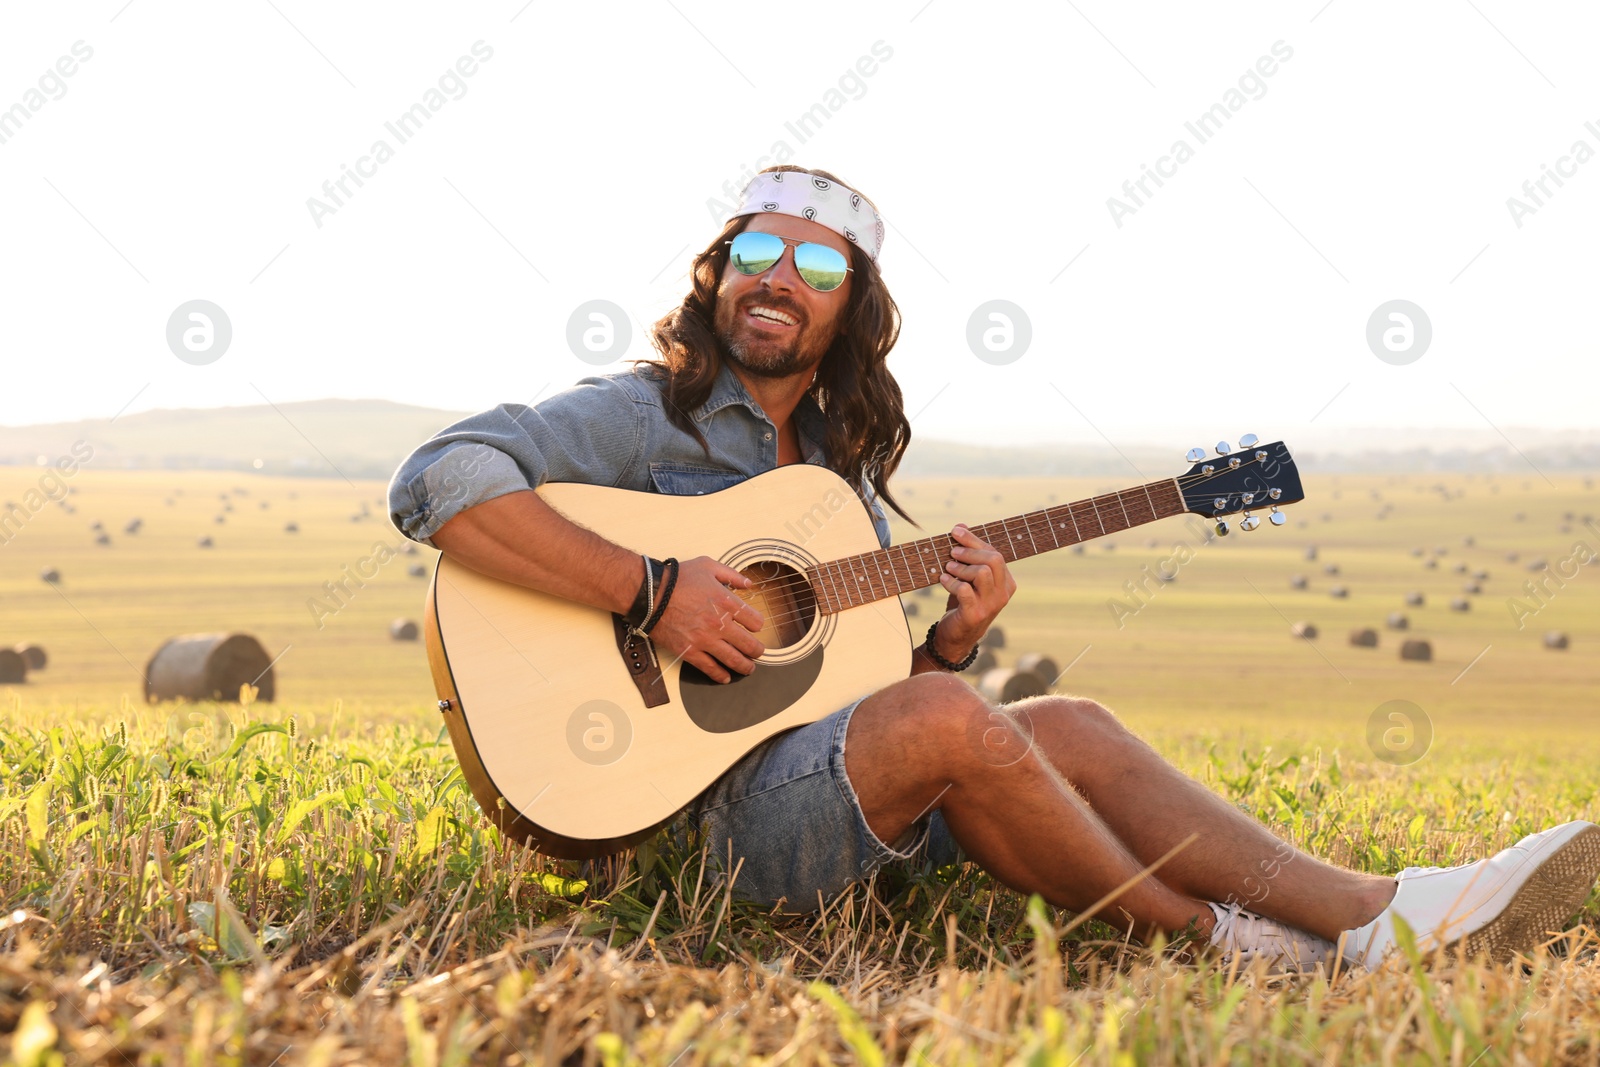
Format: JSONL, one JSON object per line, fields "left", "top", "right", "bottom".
{"left": 1215, "top": 441, "right": 1232, "bottom": 456}
{"left": 1213, "top": 497, "right": 1227, "bottom": 510}
{"left": 1215, "top": 519, "right": 1230, "bottom": 536}
{"left": 1268, "top": 488, "right": 1282, "bottom": 501}
{"left": 1240, "top": 512, "right": 1261, "bottom": 532}
{"left": 1269, "top": 506, "right": 1287, "bottom": 526}
{"left": 1239, "top": 433, "right": 1259, "bottom": 449}
{"left": 1186, "top": 447, "right": 1206, "bottom": 463}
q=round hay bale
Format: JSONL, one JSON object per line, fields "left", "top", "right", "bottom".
{"left": 1526, "top": 558, "right": 1547, "bottom": 572}
{"left": 980, "top": 627, "right": 1006, "bottom": 650}
{"left": 1329, "top": 585, "right": 1349, "bottom": 599}
{"left": 1450, "top": 597, "right": 1471, "bottom": 612}
{"left": 0, "top": 649, "right": 26, "bottom": 684}
{"left": 962, "top": 647, "right": 998, "bottom": 675}
{"left": 1505, "top": 552, "right": 1519, "bottom": 563}
{"left": 977, "top": 667, "right": 1048, "bottom": 705}
{"left": 1323, "top": 563, "right": 1340, "bottom": 576}
{"left": 1544, "top": 631, "right": 1569, "bottom": 650}
{"left": 1386, "top": 612, "right": 1409, "bottom": 630}
{"left": 40, "top": 567, "right": 61, "bottom": 584}
{"left": 1400, "top": 639, "right": 1432, "bottom": 662}
{"left": 1305, "top": 546, "right": 1318, "bottom": 561}
{"left": 904, "top": 600, "right": 920, "bottom": 617}
{"left": 1404, "top": 591, "right": 1425, "bottom": 607}
{"left": 124, "top": 518, "right": 142, "bottom": 534}
{"left": 1462, "top": 582, "right": 1482, "bottom": 595}
{"left": 389, "top": 618, "right": 420, "bottom": 641}
{"left": 403, "top": 543, "right": 419, "bottom": 556}
{"left": 1289, "top": 574, "right": 1309, "bottom": 590}
{"left": 1349, "top": 628, "right": 1378, "bottom": 648}
{"left": 1462, "top": 535, "right": 1475, "bottom": 547}
{"left": 1014, "top": 652, "right": 1060, "bottom": 684}
{"left": 1423, "top": 559, "right": 1438, "bottom": 570}
{"left": 13, "top": 644, "right": 46, "bottom": 670}
{"left": 94, "top": 532, "right": 111, "bottom": 546}
{"left": 144, "top": 633, "right": 276, "bottom": 703}
{"left": 1472, "top": 569, "right": 1489, "bottom": 581}
{"left": 1409, "top": 547, "right": 1425, "bottom": 557}
{"left": 214, "top": 515, "right": 226, "bottom": 524}
{"left": 1291, "top": 621, "right": 1318, "bottom": 640}
{"left": 197, "top": 536, "right": 214, "bottom": 548}
{"left": 915, "top": 586, "right": 934, "bottom": 598}
{"left": 284, "top": 522, "right": 299, "bottom": 534}
{"left": 1070, "top": 544, "right": 1085, "bottom": 554}
{"left": 1452, "top": 562, "right": 1468, "bottom": 574}
{"left": 407, "top": 563, "right": 427, "bottom": 578}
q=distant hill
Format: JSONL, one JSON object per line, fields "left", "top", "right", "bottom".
{"left": 2, "top": 399, "right": 1598, "bottom": 479}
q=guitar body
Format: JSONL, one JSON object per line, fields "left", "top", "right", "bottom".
{"left": 426, "top": 463, "right": 913, "bottom": 859}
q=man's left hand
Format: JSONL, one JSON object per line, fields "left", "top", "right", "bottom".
{"left": 935, "top": 524, "right": 1016, "bottom": 657}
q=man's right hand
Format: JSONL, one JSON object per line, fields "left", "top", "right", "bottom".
{"left": 648, "top": 556, "right": 766, "bottom": 683}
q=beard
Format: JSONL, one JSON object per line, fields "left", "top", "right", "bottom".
{"left": 714, "top": 292, "right": 834, "bottom": 380}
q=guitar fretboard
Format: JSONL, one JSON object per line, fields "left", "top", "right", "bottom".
{"left": 806, "top": 478, "right": 1186, "bottom": 615}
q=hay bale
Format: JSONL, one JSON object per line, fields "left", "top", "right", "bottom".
{"left": 407, "top": 563, "right": 427, "bottom": 578}
{"left": 124, "top": 518, "right": 142, "bottom": 534}
{"left": 1290, "top": 574, "right": 1309, "bottom": 590}
{"left": 1014, "top": 652, "right": 1060, "bottom": 684}
{"left": 1543, "top": 631, "right": 1569, "bottom": 650}
{"left": 1424, "top": 559, "right": 1438, "bottom": 570}
{"left": 1349, "top": 628, "right": 1378, "bottom": 648}
{"left": 1472, "top": 569, "right": 1489, "bottom": 580}
{"left": 1462, "top": 582, "right": 1482, "bottom": 595}
{"left": 390, "top": 618, "right": 420, "bottom": 641}
{"left": 962, "top": 648, "right": 998, "bottom": 675}
{"left": 1305, "top": 546, "right": 1318, "bottom": 561}
{"left": 0, "top": 649, "right": 26, "bottom": 684}
{"left": 13, "top": 644, "right": 46, "bottom": 670}
{"left": 403, "top": 543, "right": 419, "bottom": 556}
{"left": 904, "top": 601, "right": 920, "bottom": 617}
{"left": 1526, "top": 558, "right": 1547, "bottom": 572}
{"left": 1505, "top": 552, "right": 1519, "bottom": 563}
{"left": 284, "top": 522, "right": 299, "bottom": 534}
{"left": 94, "top": 533, "right": 111, "bottom": 546}
{"left": 1450, "top": 597, "right": 1471, "bottom": 612}
{"left": 1323, "top": 563, "right": 1340, "bottom": 576}
{"left": 1409, "top": 547, "right": 1425, "bottom": 557}
{"left": 1400, "top": 639, "right": 1432, "bottom": 662}
{"left": 40, "top": 567, "right": 61, "bottom": 584}
{"left": 915, "top": 586, "right": 934, "bottom": 598}
{"left": 1452, "top": 562, "right": 1468, "bottom": 574}
{"left": 977, "top": 667, "right": 1048, "bottom": 704}
{"left": 1291, "top": 621, "right": 1318, "bottom": 640}
{"left": 1462, "top": 535, "right": 1475, "bottom": 547}
{"left": 1404, "top": 591, "right": 1425, "bottom": 607}
{"left": 214, "top": 515, "right": 226, "bottom": 524}
{"left": 144, "top": 633, "right": 276, "bottom": 703}
{"left": 1387, "top": 612, "right": 1409, "bottom": 630}
{"left": 980, "top": 627, "right": 1006, "bottom": 650}
{"left": 198, "top": 536, "right": 214, "bottom": 548}
{"left": 1329, "top": 585, "right": 1349, "bottom": 599}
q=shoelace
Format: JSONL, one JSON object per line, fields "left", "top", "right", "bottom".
{"left": 1210, "top": 902, "right": 1333, "bottom": 967}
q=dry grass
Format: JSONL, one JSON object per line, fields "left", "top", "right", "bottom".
{"left": 4, "top": 694, "right": 1600, "bottom": 1065}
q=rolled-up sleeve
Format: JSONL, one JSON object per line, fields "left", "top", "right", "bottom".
{"left": 387, "top": 375, "right": 645, "bottom": 545}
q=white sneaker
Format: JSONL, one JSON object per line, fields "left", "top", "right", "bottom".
{"left": 1342, "top": 820, "right": 1600, "bottom": 967}
{"left": 1206, "top": 901, "right": 1338, "bottom": 973}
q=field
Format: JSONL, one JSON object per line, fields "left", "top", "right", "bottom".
{"left": 3, "top": 465, "right": 1600, "bottom": 1064}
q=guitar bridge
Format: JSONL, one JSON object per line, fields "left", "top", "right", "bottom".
{"left": 612, "top": 613, "right": 670, "bottom": 708}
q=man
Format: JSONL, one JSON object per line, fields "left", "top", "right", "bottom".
{"left": 390, "top": 165, "right": 1600, "bottom": 972}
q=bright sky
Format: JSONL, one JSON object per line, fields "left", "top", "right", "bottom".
{"left": 2, "top": 1, "right": 1597, "bottom": 450}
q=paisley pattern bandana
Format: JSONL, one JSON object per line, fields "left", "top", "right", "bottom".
{"left": 731, "top": 171, "right": 886, "bottom": 263}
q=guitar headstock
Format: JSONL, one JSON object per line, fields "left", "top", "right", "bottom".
{"left": 1177, "top": 436, "right": 1304, "bottom": 534}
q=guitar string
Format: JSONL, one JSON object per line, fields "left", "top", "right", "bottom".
{"left": 679, "top": 457, "right": 1291, "bottom": 634}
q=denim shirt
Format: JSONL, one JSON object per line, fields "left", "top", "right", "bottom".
{"left": 387, "top": 360, "right": 892, "bottom": 551}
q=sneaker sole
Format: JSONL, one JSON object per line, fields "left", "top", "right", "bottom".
{"left": 1459, "top": 823, "right": 1600, "bottom": 962}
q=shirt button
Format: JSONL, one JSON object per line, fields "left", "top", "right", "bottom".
{"left": 763, "top": 432, "right": 773, "bottom": 441}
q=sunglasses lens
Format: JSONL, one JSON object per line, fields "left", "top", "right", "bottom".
{"left": 729, "top": 231, "right": 784, "bottom": 275}
{"left": 794, "top": 243, "right": 849, "bottom": 292}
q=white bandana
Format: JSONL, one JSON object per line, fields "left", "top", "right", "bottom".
{"left": 731, "top": 171, "right": 886, "bottom": 263}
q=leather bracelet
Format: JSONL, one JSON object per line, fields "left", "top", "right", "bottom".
{"left": 924, "top": 618, "right": 981, "bottom": 672}
{"left": 641, "top": 558, "right": 679, "bottom": 634}
{"left": 625, "top": 556, "right": 666, "bottom": 633}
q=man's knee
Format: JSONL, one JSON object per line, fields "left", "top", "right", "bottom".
{"left": 1021, "top": 694, "right": 1129, "bottom": 749}
{"left": 858, "top": 672, "right": 994, "bottom": 743}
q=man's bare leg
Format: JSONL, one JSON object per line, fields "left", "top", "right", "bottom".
{"left": 845, "top": 673, "right": 1217, "bottom": 941}
{"left": 846, "top": 675, "right": 1395, "bottom": 942}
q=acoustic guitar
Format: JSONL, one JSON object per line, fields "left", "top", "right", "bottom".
{"left": 424, "top": 438, "right": 1304, "bottom": 859}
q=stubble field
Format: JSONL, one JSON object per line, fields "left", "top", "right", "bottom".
{"left": 2, "top": 465, "right": 1599, "bottom": 1064}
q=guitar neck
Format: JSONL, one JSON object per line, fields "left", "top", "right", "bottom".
{"left": 808, "top": 478, "right": 1187, "bottom": 615}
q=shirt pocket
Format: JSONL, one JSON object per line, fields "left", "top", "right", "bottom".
{"left": 647, "top": 461, "right": 748, "bottom": 496}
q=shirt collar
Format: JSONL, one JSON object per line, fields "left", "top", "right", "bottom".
{"left": 693, "top": 360, "right": 829, "bottom": 464}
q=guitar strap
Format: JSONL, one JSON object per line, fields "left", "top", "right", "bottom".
{"left": 611, "top": 613, "right": 670, "bottom": 707}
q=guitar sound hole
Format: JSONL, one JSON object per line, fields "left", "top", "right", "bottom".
{"left": 735, "top": 559, "right": 816, "bottom": 650}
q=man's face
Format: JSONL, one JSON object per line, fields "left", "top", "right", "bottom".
{"left": 713, "top": 213, "right": 854, "bottom": 381}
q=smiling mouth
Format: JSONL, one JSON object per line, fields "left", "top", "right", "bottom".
{"left": 744, "top": 305, "right": 801, "bottom": 329}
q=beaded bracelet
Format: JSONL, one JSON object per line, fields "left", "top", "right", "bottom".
{"left": 923, "top": 618, "right": 981, "bottom": 672}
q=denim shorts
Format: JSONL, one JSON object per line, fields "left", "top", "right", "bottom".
{"left": 682, "top": 694, "right": 963, "bottom": 909}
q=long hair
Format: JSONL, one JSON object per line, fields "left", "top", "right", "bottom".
{"left": 637, "top": 165, "right": 914, "bottom": 525}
